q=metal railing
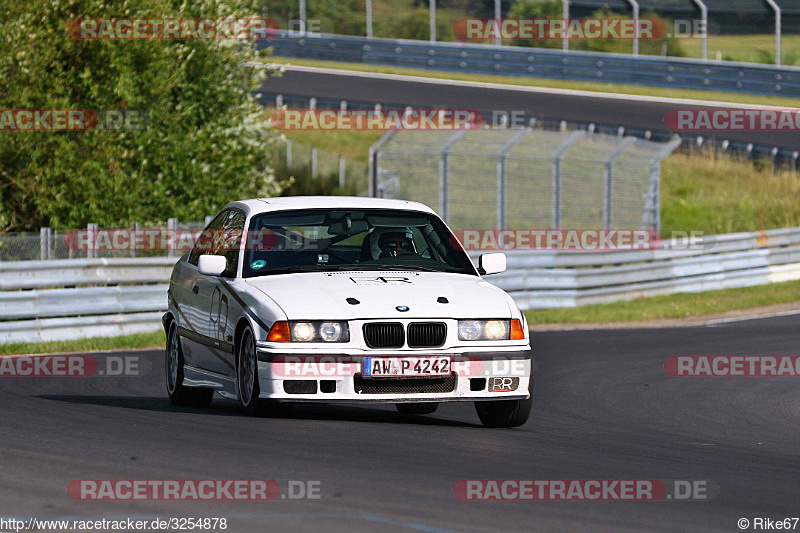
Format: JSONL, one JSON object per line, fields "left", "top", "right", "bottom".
{"left": 1, "top": 227, "right": 798, "bottom": 343}
{"left": 264, "top": 32, "right": 800, "bottom": 97}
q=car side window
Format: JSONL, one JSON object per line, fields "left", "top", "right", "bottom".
{"left": 214, "top": 209, "right": 246, "bottom": 278}
{"left": 188, "top": 209, "right": 230, "bottom": 266}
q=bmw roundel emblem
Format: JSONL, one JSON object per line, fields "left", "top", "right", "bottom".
{"left": 396, "top": 305, "right": 410, "bottom": 312}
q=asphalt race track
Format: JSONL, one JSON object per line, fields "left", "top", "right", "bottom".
{"left": 1, "top": 314, "right": 798, "bottom": 532}
{"left": 262, "top": 68, "right": 800, "bottom": 150}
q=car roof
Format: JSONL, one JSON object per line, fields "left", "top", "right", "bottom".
{"left": 226, "top": 196, "right": 438, "bottom": 217}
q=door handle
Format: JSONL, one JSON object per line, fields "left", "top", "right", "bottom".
{"left": 192, "top": 284, "right": 199, "bottom": 295}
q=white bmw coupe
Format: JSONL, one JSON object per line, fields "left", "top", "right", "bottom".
{"left": 163, "top": 196, "right": 533, "bottom": 427}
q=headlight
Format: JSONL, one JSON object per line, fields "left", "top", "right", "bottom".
{"left": 268, "top": 321, "right": 350, "bottom": 343}
{"left": 457, "top": 320, "right": 483, "bottom": 341}
{"left": 458, "top": 319, "right": 524, "bottom": 341}
{"left": 319, "top": 322, "right": 344, "bottom": 342}
{"left": 292, "top": 322, "right": 316, "bottom": 342}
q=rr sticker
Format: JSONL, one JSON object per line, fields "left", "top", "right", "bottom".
{"left": 488, "top": 377, "right": 519, "bottom": 392}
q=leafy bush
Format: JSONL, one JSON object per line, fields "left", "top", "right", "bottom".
{"left": 0, "top": 0, "right": 284, "bottom": 231}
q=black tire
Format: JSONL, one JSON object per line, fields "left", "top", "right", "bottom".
{"left": 475, "top": 398, "right": 531, "bottom": 428}
{"left": 166, "top": 322, "right": 214, "bottom": 407}
{"left": 395, "top": 403, "right": 439, "bottom": 415}
{"left": 236, "top": 326, "right": 291, "bottom": 417}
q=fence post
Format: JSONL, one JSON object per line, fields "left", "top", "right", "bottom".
{"left": 429, "top": 0, "right": 436, "bottom": 42}
{"left": 311, "top": 146, "right": 318, "bottom": 177}
{"left": 167, "top": 218, "right": 177, "bottom": 257}
{"left": 497, "top": 129, "right": 530, "bottom": 230}
{"left": 691, "top": 0, "right": 708, "bottom": 61}
{"left": 87, "top": 223, "right": 98, "bottom": 259}
{"left": 368, "top": 130, "right": 397, "bottom": 197}
{"left": 562, "top": 0, "right": 569, "bottom": 51}
{"left": 366, "top": 0, "right": 373, "bottom": 38}
{"left": 627, "top": 0, "right": 639, "bottom": 56}
{"left": 551, "top": 131, "right": 585, "bottom": 230}
{"left": 603, "top": 137, "right": 637, "bottom": 230}
{"left": 286, "top": 139, "right": 293, "bottom": 168}
{"left": 765, "top": 0, "right": 782, "bottom": 66}
{"left": 439, "top": 130, "right": 467, "bottom": 224}
{"left": 339, "top": 155, "right": 346, "bottom": 189}
{"left": 39, "top": 227, "right": 49, "bottom": 260}
{"left": 494, "top": 0, "right": 501, "bottom": 47}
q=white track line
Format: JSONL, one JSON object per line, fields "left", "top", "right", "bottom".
{"left": 272, "top": 64, "right": 796, "bottom": 111}
{"left": 700, "top": 309, "right": 800, "bottom": 327}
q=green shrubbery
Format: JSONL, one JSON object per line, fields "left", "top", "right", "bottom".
{"left": 0, "top": 0, "right": 284, "bottom": 231}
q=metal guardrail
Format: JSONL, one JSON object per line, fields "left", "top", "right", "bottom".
{"left": 265, "top": 33, "right": 800, "bottom": 97}
{"left": 0, "top": 227, "right": 798, "bottom": 343}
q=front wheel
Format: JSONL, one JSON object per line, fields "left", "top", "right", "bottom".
{"left": 474, "top": 396, "right": 531, "bottom": 428}
{"left": 165, "top": 322, "right": 213, "bottom": 407}
{"left": 395, "top": 403, "right": 439, "bottom": 416}
{"left": 237, "top": 326, "right": 291, "bottom": 417}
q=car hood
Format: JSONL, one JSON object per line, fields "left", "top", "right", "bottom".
{"left": 244, "top": 271, "right": 514, "bottom": 320}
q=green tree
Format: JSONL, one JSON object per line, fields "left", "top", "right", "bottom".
{"left": 0, "top": 0, "right": 284, "bottom": 231}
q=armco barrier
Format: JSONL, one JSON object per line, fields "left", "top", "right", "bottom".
{"left": 0, "top": 228, "right": 798, "bottom": 343}
{"left": 264, "top": 33, "right": 800, "bottom": 98}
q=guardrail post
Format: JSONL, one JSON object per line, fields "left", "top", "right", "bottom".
{"left": 439, "top": 130, "right": 467, "bottom": 223}
{"left": 551, "top": 131, "right": 585, "bottom": 230}
{"left": 603, "top": 137, "right": 637, "bottom": 230}
{"left": 368, "top": 130, "right": 397, "bottom": 197}
{"left": 497, "top": 128, "right": 529, "bottom": 230}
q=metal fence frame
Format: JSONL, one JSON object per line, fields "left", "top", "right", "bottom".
{"left": 370, "top": 128, "right": 681, "bottom": 231}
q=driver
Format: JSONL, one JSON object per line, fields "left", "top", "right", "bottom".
{"left": 369, "top": 227, "right": 418, "bottom": 259}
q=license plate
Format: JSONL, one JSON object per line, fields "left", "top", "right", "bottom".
{"left": 362, "top": 356, "right": 451, "bottom": 378}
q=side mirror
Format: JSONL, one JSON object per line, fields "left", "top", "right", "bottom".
{"left": 198, "top": 255, "right": 227, "bottom": 276}
{"left": 478, "top": 252, "right": 506, "bottom": 275}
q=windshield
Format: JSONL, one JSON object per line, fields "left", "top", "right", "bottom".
{"left": 242, "top": 208, "right": 476, "bottom": 278}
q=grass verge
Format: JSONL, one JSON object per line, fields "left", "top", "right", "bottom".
{"left": 265, "top": 56, "right": 800, "bottom": 108}
{"left": 524, "top": 280, "right": 800, "bottom": 325}
{"left": 0, "top": 330, "right": 164, "bottom": 357}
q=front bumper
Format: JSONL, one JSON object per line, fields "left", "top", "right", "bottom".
{"left": 254, "top": 348, "right": 533, "bottom": 403}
